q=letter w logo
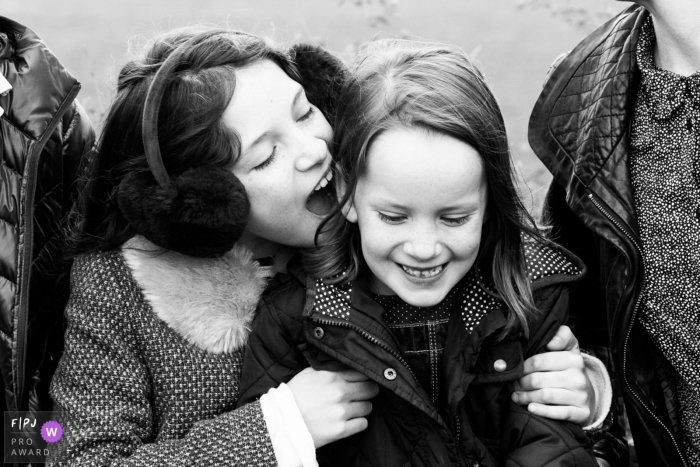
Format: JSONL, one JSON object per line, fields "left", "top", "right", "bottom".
{"left": 46, "top": 428, "right": 58, "bottom": 437}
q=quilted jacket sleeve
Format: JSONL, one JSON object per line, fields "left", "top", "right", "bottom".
{"left": 48, "top": 256, "right": 277, "bottom": 467}
{"left": 237, "top": 295, "right": 310, "bottom": 408}
{"left": 501, "top": 284, "right": 598, "bottom": 466}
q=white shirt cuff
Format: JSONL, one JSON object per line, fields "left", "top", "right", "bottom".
{"left": 581, "top": 353, "right": 612, "bottom": 431}
{"left": 260, "top": 383, "right": 318, "bottom": 467}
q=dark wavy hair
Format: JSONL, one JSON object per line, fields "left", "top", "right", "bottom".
{"left": 67, "top": 27, "right": 299, "bottom": 256}
{"left": 306, "top": 39, "right": 547, "bottom": 336}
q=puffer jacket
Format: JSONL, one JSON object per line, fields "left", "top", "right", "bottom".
{"left": 0, "top": 16, "right": 94, "bottom": 417}
{"left": 528, "top": 5, "right": 687, "bottom": 467}
{"left": 48, "top": 236, "right": 277, "bottom": 466}
{"left": 238, "top": 241, "right": 597, "bottom": 467}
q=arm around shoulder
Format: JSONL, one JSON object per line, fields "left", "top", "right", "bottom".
{"left": 238, "top": 295, "right": 310, "bottom": 407}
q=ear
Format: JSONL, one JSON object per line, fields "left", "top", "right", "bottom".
{"left": 344, "top": 200, "right": 358, "bottom": 223}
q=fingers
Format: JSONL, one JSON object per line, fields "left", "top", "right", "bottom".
{"left": 337, "top": 369, "right": 372, "bottom": 382}
{"left": 346, "top": 400, "right": 373, "bottom": 419}
{"left": 522, "top": 350, "right": 583, "bottom": 375}
{"left": 523, "top": 402, "right": 590, "bottom": 424}
{"left": 339, "top": 416, "right": 369, "bottom": 439}
{"left": 517, "top": 366, "right": 588, "bottom": 393}
{"left": 545, "top": 325, "right": 579, "bottom": 352}
{"left": 512, "top": 387, "right": 588, "bottom": 409}
{"left": 349, "top": 380, "right": 380, "bottom": 401}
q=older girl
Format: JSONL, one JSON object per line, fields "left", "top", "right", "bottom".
{"left": 48, "top": 29, "right": 377, "bottom": 466}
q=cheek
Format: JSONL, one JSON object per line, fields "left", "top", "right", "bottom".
{"left": 357, "top": 220, "right": 394, "bottom": 258}
{"left": 241, "top": 171, "right": 292, "bottom": 208}
{"left": 449, "top": 223, "right": 485, "bottom": 259}
{"left": 314, "top": 112, "right": 333, "bottom": 144}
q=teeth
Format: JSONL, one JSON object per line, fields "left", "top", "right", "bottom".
{"left": 401, "top": 264, "right": 444, "bottom": 278}
{"left": 314, "top": 170, "right": 333, "bottom": 191}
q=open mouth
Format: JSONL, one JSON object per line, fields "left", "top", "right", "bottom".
{"left": 305, "top": 169, "right": 337, "bottom": 217}
{"left": 399, "top": 263, "right": 447, "bottom": 279}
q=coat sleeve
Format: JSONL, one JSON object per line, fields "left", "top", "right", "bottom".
{"left": 501, "top": 284, "right": 598, "bottom": 467}
{"left": 48, "top": 258, "right": 277, "bottom": 467}
{"left": 237, "top": 296, "right": 310, "bottom": 408}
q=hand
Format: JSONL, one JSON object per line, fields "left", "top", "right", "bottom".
{"left": 511, "top": 325, "right": 595, "bottom": 425}
{"left": 287, "top": 367, "right": 379, "bottom": 448}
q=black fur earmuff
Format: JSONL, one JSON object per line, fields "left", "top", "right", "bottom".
{"left": 291, "top": 43, "right": 350, "bottom": 129}
{"left": 118, "top": 29, "right": 249, "bottom": 258}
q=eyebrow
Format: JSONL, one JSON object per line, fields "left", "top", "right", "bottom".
{"left": 244, "top": 87, "right": 304, "bottom": 154}
{"left": 372, "top": 199, "right": 481, "bottom": 213}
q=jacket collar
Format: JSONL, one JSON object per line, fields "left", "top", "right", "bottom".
{"left": 122, "top": 236, "right": 273, "bottom": 354}
{"left": 300, "top": 240, "right": 584, "bottom": 422}
{"left": 0, "top": 16, "right": 80, "bottom": 140}
{"left": 529, "top": 5, "right": 648, "bottom": 240}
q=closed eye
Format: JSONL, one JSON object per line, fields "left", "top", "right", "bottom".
{"left": 298, "top": 106, "right": 315, "bottom": 123}
{"left": 254, "top": 146, "right": 277, "bottom": 171}
{"left": 378, "top": 212, "right": 406, "bottom": 225}
{"left": 442, "top": 216, "right": 469, "bottom": 226}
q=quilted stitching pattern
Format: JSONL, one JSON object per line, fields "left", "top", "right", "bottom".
{"left": 549, "top": 18, "right": 637, "bottom": 179}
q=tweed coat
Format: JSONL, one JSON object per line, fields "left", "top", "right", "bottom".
{"left": 49, "top": 236, "right": 277, "bottom": 466}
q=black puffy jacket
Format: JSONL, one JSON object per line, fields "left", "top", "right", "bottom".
{"left": 238, "top": 242, "right": 597, "bottom": 467}
{"left": 0, "top": 16, "right": 94, "bottom": 417}
{"left": 529, "top": 5, "right": 688, "bottom": 467}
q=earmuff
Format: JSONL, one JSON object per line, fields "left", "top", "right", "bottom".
{"left": 117, "top": 29, "right": 250, "bottom": 258}
{"left": 117, "top": 32, "right": 350, "bottom": 258}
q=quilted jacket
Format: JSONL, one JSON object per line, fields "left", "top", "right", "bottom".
{"left": 238, "top": 241, "right": 597, "bottom": 467}
{"left": 48, "top": 237, "right": 277, "bottom": 466}
{"left": 0, "top": 16, "right": 94, "bottom": 417}
{"left": 529, "top": 5, "right": 688, "bottom": 467}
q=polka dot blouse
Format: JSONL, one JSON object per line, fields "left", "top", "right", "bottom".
{"left": 629, "top": 15, "right": 700, "bottom": 464}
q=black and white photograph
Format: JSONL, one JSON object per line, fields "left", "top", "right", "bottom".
{"left": 1, "top": 1, "right": 698, "bottom": 466}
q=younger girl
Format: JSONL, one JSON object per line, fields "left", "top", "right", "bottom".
{"left": 237, "top": 40, "right": 596, "bottom": 466}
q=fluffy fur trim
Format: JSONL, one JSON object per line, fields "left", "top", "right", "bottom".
{"left": 122, "top": 236, "right": 272, "bottom": 353}
{"left": 291, "top": 43, "right": 350, "bottom": 129}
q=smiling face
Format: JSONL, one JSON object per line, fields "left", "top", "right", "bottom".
{"left": 345, "top": 126, "right": 488, "bottom": 307}
{"left": 225, "top": 60, "right": 335, "bottom": 251}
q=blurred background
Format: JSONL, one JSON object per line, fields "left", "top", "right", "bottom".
{"left": 4, "top": 0, "right": 627, "bottom": 215}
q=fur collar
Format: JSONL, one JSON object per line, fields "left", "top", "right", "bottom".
{"left": 122, "top": 236, "right": 272, "bottom": 354}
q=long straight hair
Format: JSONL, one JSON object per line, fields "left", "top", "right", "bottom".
{"left": 306, "top": 39, "right": 547, "bottom": 336}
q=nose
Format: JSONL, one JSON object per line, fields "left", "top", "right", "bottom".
{"left": 294, "top": 134, "right": 328, "bottom": 172}
{"left": 403, "top": 223, "right": 443, "bottom": 261}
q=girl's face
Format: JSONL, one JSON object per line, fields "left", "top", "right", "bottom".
{"left": 346, "top": 126, "right": 488, "bottom": 307}
{"left": 225, "top": 60, "right": 334, "bottom": 249}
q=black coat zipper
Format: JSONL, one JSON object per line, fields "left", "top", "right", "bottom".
{"left": 14, "top": 83, "right": 82, "bottom": 413}
{"left": 313, "top": 316, "right": 472, "bottom": 465}
{"left": 588, "top": 193, "right": 687, "bottom": 467}
{"left": 312, "top": 316, "right": 420, "bottom": 391}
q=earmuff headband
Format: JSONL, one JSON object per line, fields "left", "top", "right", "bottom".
{"left": 141, "top": 29, "right": 234, "bottom": 187}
